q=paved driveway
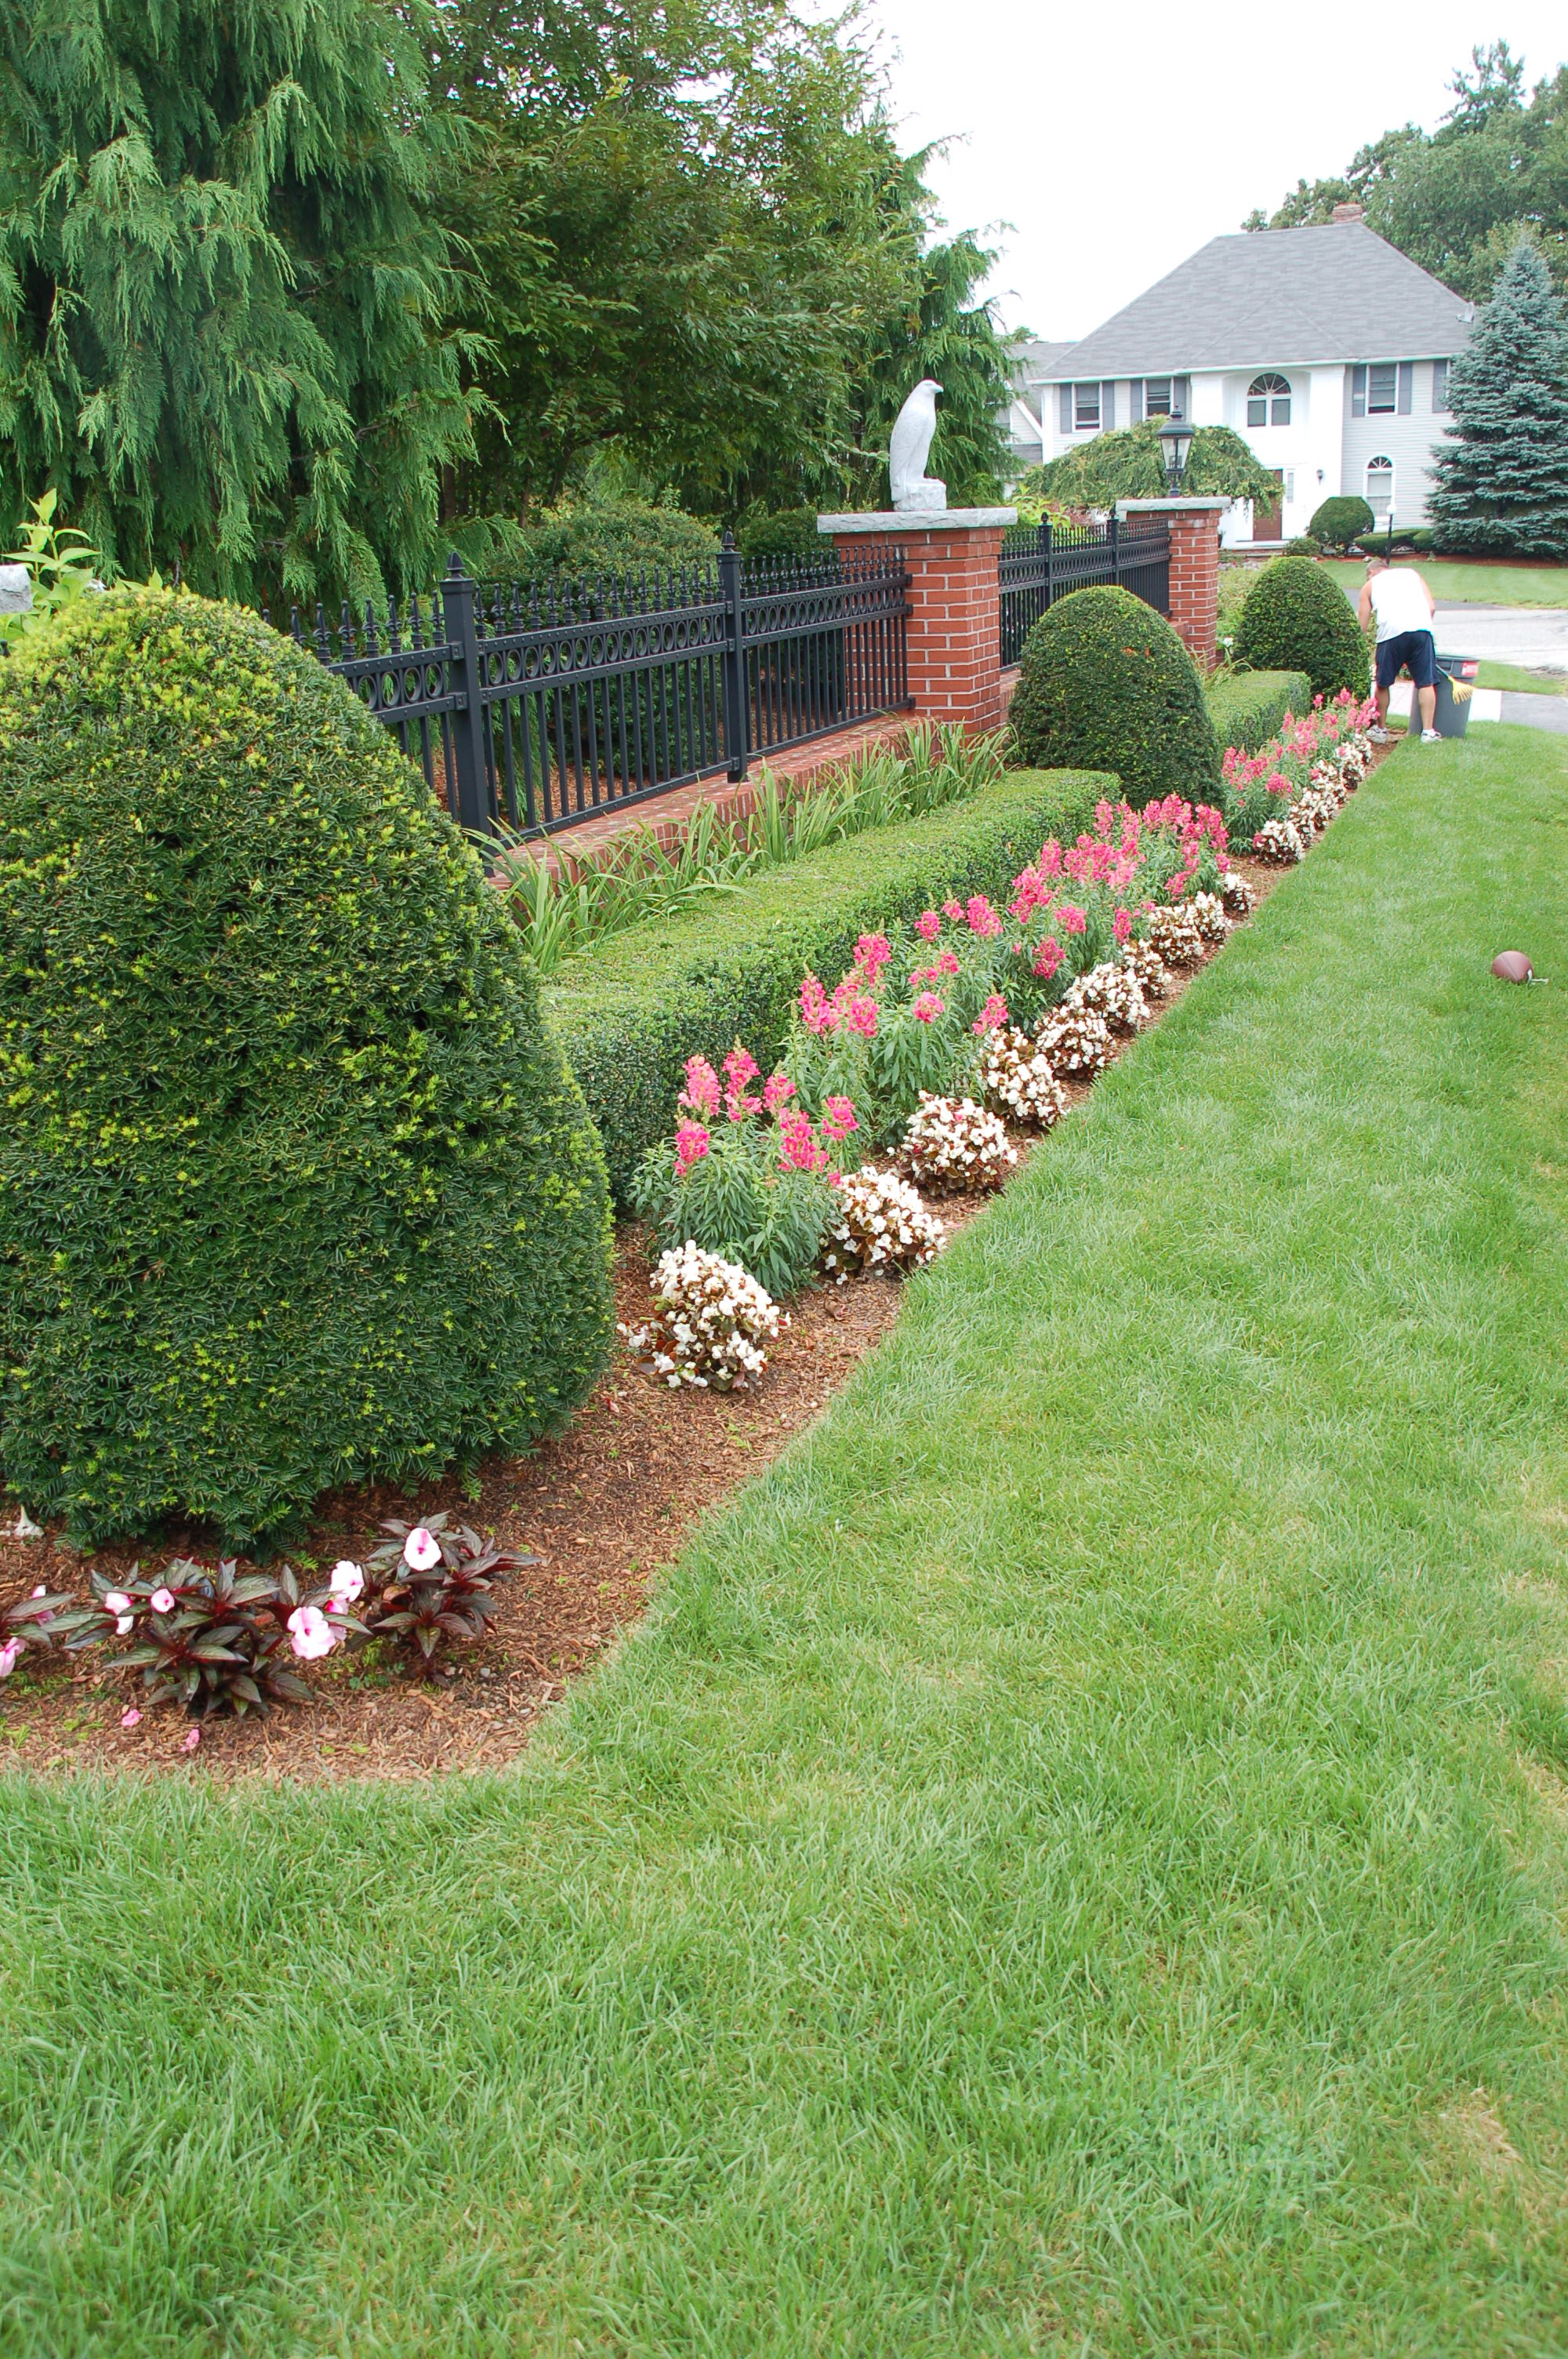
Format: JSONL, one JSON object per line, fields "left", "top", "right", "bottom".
{"left": 1432, "top": 601, "right": 1568, "bottom": 671}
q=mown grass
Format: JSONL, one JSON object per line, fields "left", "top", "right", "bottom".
{"left": 1475, "top": 660, "right": 1568, "bottom": 698}
{"left": 1324, "top": 556, "right": 1568, "bottom": 607}
{"left": 4, "top": 729, "right": 1568, "bottom": 2356}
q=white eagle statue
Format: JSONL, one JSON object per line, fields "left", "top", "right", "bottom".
{"left": 888, "top": 378, "right": 946, "bottom": 511}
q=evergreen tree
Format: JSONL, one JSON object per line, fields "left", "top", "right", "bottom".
{"left": 1428, "top": 239, "right": 1568, "bottom": 557}
{"left": 0, "top": 0, "right": 516, "bottom": 606}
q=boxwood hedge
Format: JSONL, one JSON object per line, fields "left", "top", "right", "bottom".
{"left": 1203, "top": 668, "right": 1313, "bottom": 754}
{"left": 545, "top": 768, "right": 1108, "bottom": 1200}
{"left": 1232, "top": 556, "right": 1370, "bottom": 698}
{"left": 0, "top": 590, "right": 613, "bottom": 1546}
{"left": 1007, "top": 587, "right": 1221, "bottom": 809}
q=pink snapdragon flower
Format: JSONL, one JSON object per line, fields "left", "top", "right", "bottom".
{"left": 1113, "top": 907, "right": 1132, "bottom": 943}
{"left": 844, "top": 994, "right": 878, "bottom": 1038}
{"left": 673, "top": 1121, "right": 711, "bottom": 1176}
{"left": 288, "top": 1605, "right": 337, "bottom": 1661}
{"left": 762, "top": 1070, "right": 796, "bottom": 1114}
{"left": 679, "top": 1055, "right": 722, "bottom": 1118}
{"left": 912, "top": 991, "right": 946, "bottom": 1023}
{"left": 972, "top": 993, "right": 1011, "bottom": 1035}
{"left": 1033, "top": 937, "right": 1063, "bottom": 980}
{"left": 403, "top": 1527, "right": 443, "bottom": 1573}
{"left": 821, "top": 1095, "right": 858, "bottom": 1141}
{"left": 150, "top": 1587, "right": 176, "bottom": 1616}
{"left": 935, "top": 947, "right": 960, "bottom": 976}
{"left": 723, "top": 1044, "right": 762, "bottom": 1122}
{"left": 854, "top": 932, "right": 892, "bottom": 982}
{"left": 1058, "top": 904, "right": 1087, "bottom": 936}
{"left": 915, "top": 909, "right": 942, "bottom": 941}
{"left": 798, "top": 974, "right": 832, "bottom": 1034}
{"left": 777, "top": 1110, "right": 827, "bottom": 1172}
{"left": 965, "top": 896, "right": 1003, "bottom": 938}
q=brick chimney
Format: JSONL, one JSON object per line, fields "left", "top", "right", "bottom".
{"left": 1330, "top": 202, "right": 1365, "bottom": 224}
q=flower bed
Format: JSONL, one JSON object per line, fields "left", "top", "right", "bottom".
{"left": 0, "top": 698, "right": 1377, "bottom": 1765}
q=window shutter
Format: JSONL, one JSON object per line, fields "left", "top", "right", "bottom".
{"left": 1102, "top": 380, "right": 1116, "bottom": 431}
{"left": 1432, "top": 358, "right": 1449, "bottom": 413}
{"left": 1174, "top": 376, "right": 1191, "bottom": 418}
{"left": 1397, "top": 362, "right": 1413, "bottom": 414}
{"left": 1129, "top": 379, "right": 1143, "bottom": 423}
{"left": 1352, "top": 365, "right": 1367, "bottom": 418}
{"left": 1059, "top": 383, "right": 1072, "bottom": 433}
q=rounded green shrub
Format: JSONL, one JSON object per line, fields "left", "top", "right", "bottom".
{"left": 517, "top": 500, "right": 717, "bottom": 587}
{"left": 1232, "top": 555, "right": 1370, "bottom": 698}
{"left": 1284, "top": 534, "right": 1323, "bottom": 556}
{"left": 1007, "top": 586, "right": 1220, "bottom": 809}
{"left": 0, "top": 590, "right": 613, "bottom": 1546}
{"left": 1307, "top": 493, "right": 1374, "bottom": 551}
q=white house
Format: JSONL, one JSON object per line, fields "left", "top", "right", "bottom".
{"left": 1007, "top": 210, "right": 1474, "bottom": 543}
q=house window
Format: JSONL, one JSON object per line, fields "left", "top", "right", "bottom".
{"left": 1432, "top": 358, "right": 1450, "bottom": 412}
{"left": 1367, "top": 363, "right": 1398, "bottom": 413}
{"left": 1247, "top": 373, "right": 1291, "bottom": 427}
{"left": 1073, "top": 383, "right": 1101, "bottom": 432}
{"left": 1366, "top": 456, "right": 1395, "bottom": 516}
{"left": 1144, "top": 376, "right": 1173, "bottom": 417}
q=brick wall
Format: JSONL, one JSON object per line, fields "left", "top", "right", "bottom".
{"left": 1167, "top": 510, "right": 1221, "bottom": 671}
{"left": 827, "top": 521, "right": 1010, "bottom": 733}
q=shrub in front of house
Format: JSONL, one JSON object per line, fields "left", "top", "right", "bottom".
{"left": 1284, "top": 535, "right": 1322, "bottom": 556}
{"left": 517, "top": 499, "right": 718, "bottom": 587}
{"left": 1008, "top": 586, "right": 1221, "bottom": 809}
{"left": 1308, "top": 495, "right": 1374, "bottom": 551}
{"left": 0, "top": 589, "right": 613, "bottom": 1546}
{"left": 1232, "top": 556, "right": 1370, "bottom": 699}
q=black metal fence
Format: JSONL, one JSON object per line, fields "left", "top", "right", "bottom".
{"left": 999, "top": 516, "right": 1171, "bottom": 667}
{"left": 290, "top": 536, "right": 909, "bottom": 837}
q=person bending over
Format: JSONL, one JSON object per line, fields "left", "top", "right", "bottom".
{"left": 1358, "top": 554, "right": 1440, "bottom": 744}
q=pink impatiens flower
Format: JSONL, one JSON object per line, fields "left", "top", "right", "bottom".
{"left": 149, "top": 1587, "right": 177, "bottom": 1616}
{"left": 0, "top": 1638, "right": 20, "bottom": 1678}
{"left": 912, "top": 991, "right": 946, "bottom": 1023}
{"left": 403, "top": 1526, "right": 443, "bottom": 1573}
{"left": 288, "top": 1604, "right": 337, "bottom": 1661}
{"left": 103, "top": 1590, "right": 131, "bottom": 1615}
{"left": 328, "top": 1560, "right": 365, "bottom": 1604}
{"left": 182, "top": 1727, "right": 201, "bottom": 1753}
{"left": 120, "top": 1707, "right": 141, "bottom": 1729}
{"left": 821, "top": 1095, "right": 858, "bottom": 1141}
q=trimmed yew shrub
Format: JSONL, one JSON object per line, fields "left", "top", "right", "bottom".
{"left": 0, "top": 590, "right": 612, "bottom": 1545}
{"left": 1008, "top": 587, "right": 1221, "bottom": 809}
{"left": 1232, "top": 556, "right": 1370, "bottom": 699}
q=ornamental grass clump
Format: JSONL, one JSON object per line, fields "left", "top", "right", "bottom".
{"left": 631, "top": 1047, "right": 848, "bottom": 1298}
{"left": 621, "top": 1245, "right": 783, "bottom": 1390}
{"left": 0, "top": 588, "right": 612, "bottom": 1547}
{"left": 898, "top": 1096, "right": 1016, "bottom": 1194}
{"left": 822, "top": 1169, "right": 946, "bottom": 1280}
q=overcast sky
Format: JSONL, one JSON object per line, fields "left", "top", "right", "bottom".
{"left": 864, "top": 1, "right": 1565, "bottom": 342}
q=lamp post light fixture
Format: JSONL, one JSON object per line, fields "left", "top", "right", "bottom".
{"left": 1156, "top": 411, "right": 1196, "bottom": 496}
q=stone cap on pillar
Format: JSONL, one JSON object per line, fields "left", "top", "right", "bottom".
{"left": 817, "top": 507, "right": 1018, "bottom": 533}
{"left": 1114, "top": 497, "right": 1231, "bottom": 519}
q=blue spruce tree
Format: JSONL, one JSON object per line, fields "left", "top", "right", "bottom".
{"left": 1429, "top": 240, "right": 1568, "bottom": 557}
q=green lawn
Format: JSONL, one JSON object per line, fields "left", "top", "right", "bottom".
{"left": 1325, "top": 556, "right": 1568, "bottom": 607}
{"left": 5, "top": 730, "right": 1568, "bottom": 2355}
{"left": 1475, "top": 660, "right": 1568, "bottom": 697}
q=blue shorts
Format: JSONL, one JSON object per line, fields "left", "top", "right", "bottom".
{"left": 1376, "top": 630, "right": 1437, "bottom": 690}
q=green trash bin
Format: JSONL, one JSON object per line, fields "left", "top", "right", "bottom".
{"left": 1432, "top": 653, "right": 1479, "bottom": 739}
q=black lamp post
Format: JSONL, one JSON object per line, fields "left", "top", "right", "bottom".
{"left": 1156, "top": 411, "right": 1196, "bottom": 496}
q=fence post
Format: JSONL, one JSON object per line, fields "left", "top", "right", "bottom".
{"left": 439, "top": 554, "right": 493, "bottom": 837}
{"left": 1108, "top": 508, "right": 1120, "bottom": 585}
{"left": 1041, "top": 516, "right": 1054, "bottom": 606}
{"left": 719, "top": 530, "right": 749, "bottom": 783}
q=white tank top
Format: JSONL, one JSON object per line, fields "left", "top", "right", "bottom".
{"left": 1367, "top": 570, "right": 1433, "bottom": 641}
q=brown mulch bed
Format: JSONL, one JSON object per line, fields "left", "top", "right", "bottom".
{"left": 0, "top": 832, "right": 1341, "bottom": 1786}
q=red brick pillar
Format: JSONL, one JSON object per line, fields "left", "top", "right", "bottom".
{"left": 1118, "top": 497, "right": 1229, "bottom": 671}
{"left": 817, "top": 507, "right": 1016, "bottom": 734}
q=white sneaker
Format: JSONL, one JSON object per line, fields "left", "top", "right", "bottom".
{"left": 1367, "top": 725, "right": 1394, "bottom": 743}
{"left": 1421, "top": 728, "right": 1442, "bottom": 743}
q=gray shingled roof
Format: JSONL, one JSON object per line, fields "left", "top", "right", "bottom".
{"left": 1037, "top": 224, "right": 1472, "bottom": 379}
{"left": 1009, "top": 337, "right": 1079, "bottom": 387}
